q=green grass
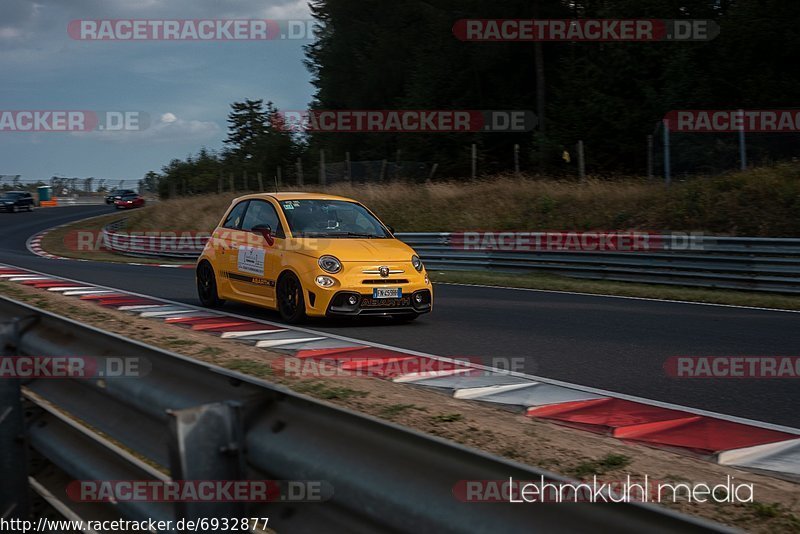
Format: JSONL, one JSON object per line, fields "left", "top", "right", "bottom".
{"left": 222, "top": 359, "right": 274, "bottom": 378}
{"left": 292, "top": 381, "right": 369, "bottom": 400}
{"left": 570, "top": 454, "right": 632, "bottom": 478}
{"left": 430, "top": 271, "right": 800, "bottom": 311}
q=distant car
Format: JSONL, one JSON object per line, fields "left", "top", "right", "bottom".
{"left": 114, "top": 193, "right": 145, "bottom": 209}
{"left": 196, "top": 192, "right": 433, "bottom": 323}
{"left": 106, "top": 189, "right": 136, "bottom": 204}
{"left": 1, "top": 191, "right": 35, "bottom": 212}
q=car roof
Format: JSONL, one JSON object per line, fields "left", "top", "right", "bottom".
{"left": 4, "top": 191, "right": 27, "bottom": 194}
{"left": 233, "top": 192, "right": 357, "bottom": 203}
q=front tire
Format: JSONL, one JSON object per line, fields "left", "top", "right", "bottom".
{"left": 197, "top": 261, "right": 225, "bottom": 308}
{"left": 277, "top": 272, "right": 307, "bottom": 324}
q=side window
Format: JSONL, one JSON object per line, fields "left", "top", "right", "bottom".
{"left": 222, "top": 201, "right": 249, "bottom": 229}
{"left": 241, "top": 200, "right": 284, "bottom": 237}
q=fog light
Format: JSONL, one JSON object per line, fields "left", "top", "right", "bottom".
{"left": 348, "top": 295, "right": 358, "bottom": 306}
{"left": 315, "top": 276, "right": 336, "bottom": 288}
{"left": 414, "top": 293, "right": 424, "bottom": 303}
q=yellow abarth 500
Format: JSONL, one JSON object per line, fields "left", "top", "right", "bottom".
{"left": 196, "top": 193, "right": 433, "bottom": 323}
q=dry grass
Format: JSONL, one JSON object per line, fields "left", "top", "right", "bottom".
{"left": 125, "top": 164, "right": 800, "bottom": 236}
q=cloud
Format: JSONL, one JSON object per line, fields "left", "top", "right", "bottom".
{"left": 72, "top": 112, "right": 220, "bottom": 144}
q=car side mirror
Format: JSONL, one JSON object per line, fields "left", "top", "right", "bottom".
{"left": 387, "top": 225, "right": 395, "bottom": 235}
{"left": 252, "top": 224, "right": 275, "bottom": 247}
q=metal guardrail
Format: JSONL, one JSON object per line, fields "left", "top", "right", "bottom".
{"left": 0, "top": 296, "right": 726, "bottom": 533}
{"left": 100, "top": 222, "right": 800, "bottom": 293}
{"left": 399, "top": 233, "right": 800, "bottom": 294}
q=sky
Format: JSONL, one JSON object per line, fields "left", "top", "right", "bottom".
{"left": 0, "top": 0, "right": 315, "bottom": 188}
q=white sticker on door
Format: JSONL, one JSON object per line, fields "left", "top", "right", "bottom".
{"left": 237, "top": 247, "right": 265, "bottom": 276}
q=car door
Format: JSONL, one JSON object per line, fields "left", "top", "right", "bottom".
{"left": 211, "top": 199, "right": 249, "bottom": 295}
{"left": 231, "top": 199, "right": 284, "bottom": 306}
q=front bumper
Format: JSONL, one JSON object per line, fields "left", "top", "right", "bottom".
{"left": 324, "top": 289, "right": 433, "bottom": 317}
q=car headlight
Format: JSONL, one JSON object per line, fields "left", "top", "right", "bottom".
{"left": 315, "top": 275, "right": 336, "bottom": 288}
{"left": 411, "top": 255, "right": 423, "bottom": 272}
{"left": 318, "top": 255, "right": 342, "bottom": 274}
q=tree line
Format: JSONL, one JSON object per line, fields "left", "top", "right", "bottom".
{"left": 146, "top": 0, "right": 800, "bottom": 197}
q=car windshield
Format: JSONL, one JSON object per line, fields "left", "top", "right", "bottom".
{"left": 1, "top": 192, "right": 24, "bottom": 199}
{"left": 279, "top": 199, "right": 390, "bottom": 238}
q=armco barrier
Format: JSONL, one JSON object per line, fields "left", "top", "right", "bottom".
{"left": 101, "top": 222, "right": 800, "bottom": 294}
{"left": 0, "top": 295, "right": 727, "bottom": 533}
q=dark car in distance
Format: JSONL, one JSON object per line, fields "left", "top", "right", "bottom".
{"left": 1, "top": 191, "right": 35, "bottom": 212}
{"left": 105, "top": 189, "right": 136, "bottom": 204}
{"left": 114, "top": 193, "right": 145, "bottom": 209}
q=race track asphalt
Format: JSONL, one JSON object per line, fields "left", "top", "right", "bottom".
{"left": 2, "top": 205, "right": 799, "bottom": 427}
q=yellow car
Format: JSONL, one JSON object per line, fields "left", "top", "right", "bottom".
{"left": 196, "top": 192, "right": 433, "bottom": 323}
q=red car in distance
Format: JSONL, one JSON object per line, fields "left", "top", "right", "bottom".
{"left": 114, "top": 193, "right": 146, "bottom": 209}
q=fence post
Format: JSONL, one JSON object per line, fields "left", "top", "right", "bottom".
{"left": 345, "top": 152, "right": 352, "bottom": 183}
{"left": 663, "top": 120, "right": 672, "bottom": 186}
{"left": 218, "top": 171, "right": 223, "bottom": 194}
{"left": 257, "top": 172, "right": 264, "bottom": 192}
{"left": 647, "top": 135, "right": 654, "bottom": 179}
{"left": 243, "top": 171, "right": 248, "bottom": 191}
{"left": 428, "top": 163, "right": 438, "bottom": 182}
{"left": 168, "top": 402, "right": 245, "bottom": 522}
{"left": 276, "top": 167, "right": 282, "bottom": 189}
{"left": 577, "top": 140, "right": 586, "bottom": 181}
{"left": 738, "top": 108, "right": 747, "bottom": 171}
{"left": 229, "top": 173, "right": 235, "bottom": 193}
{"left": 471, "top": 144, "right": 477, "bottom": 179}
{"left": 296, "top": 158, "right": 304, "bottom": 187}
{"left": 319, "top": 150, "right": 326, "bottom": 186}
{"left": 514, "top": 144, "right": 520, "bottom": 175}
{"left": 380, "top": 159, "right": 388, "bottom": 182}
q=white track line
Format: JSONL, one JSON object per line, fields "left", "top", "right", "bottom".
{"left": 2, "top": 261, "right": 799, "bottom": 435}
{"left": 437, "top": 281, "right": 800, "bottom": 314}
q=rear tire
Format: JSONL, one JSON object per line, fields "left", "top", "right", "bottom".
{"left": 197, "top": 261, "right": 225, "bottom": 308}
{"left": 277, "top": 272, "right": 307, "bottom": 324}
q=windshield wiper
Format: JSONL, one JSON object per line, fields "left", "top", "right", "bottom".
{"left": 312, "top": 232, "right": 382, "bottom": 239}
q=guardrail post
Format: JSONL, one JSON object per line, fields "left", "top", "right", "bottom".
{"left": 0, "top": 320, "right": 30, "bottom": 520}
{"left": 167, "top": 402, "right": 245, "bottom": 525}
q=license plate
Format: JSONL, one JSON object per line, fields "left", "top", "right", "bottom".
{"left": 373, "top": 287, "right": 402, "bottom": 299}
